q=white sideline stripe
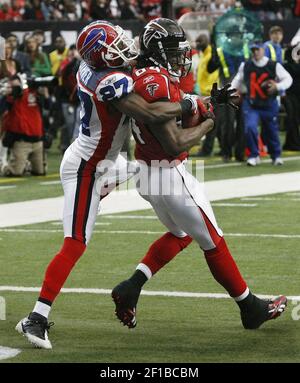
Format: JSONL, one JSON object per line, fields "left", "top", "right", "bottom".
{"left": 40, "top": 181, "right": 61, "bottom": 186}
{"left": 0, "top": 171, "right": 299, "bottom": 228}
{"left": 0, "top": 186, "right": 16, "bottom": 190}
{"left": 104, "top": 215, "right": 157, "bottom": 220}
{"left": 199, "top": 155, "right": 300, "bottom": 169}
{"left": 0, "top": 346, "right": 21, "bottom": 361}
{"left": 0, "top": 286, "right": 298, "bottom": 301}
{"left": 242, "top": 197, "right": 300, "bottom": 201}
{"left": 211, "top": 203, "right": 257, "bottom": 207}
{"left": 50, "top": 222, "right": 112, "bottom": 226}
{"left": 0, "top": 228, "right": 299, "bottom": 239}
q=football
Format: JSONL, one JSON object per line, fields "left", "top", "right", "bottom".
{"left": 261, "top": 79, "right": 278, "bottom": 95}
{"left": 182, "top": 108, "right": 202, "bottom": 128}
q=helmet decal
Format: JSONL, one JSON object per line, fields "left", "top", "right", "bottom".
{"left": 81, "top": 28, "right": 107, "bottom": 56}
{"left": 143, "top": 21, "right": 168, "bottom": 49}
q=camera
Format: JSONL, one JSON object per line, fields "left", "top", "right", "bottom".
{"left": 27, "top": 75, "right": 58, "bottom": 89}
{"left": 0, "top": 77, "right": 10, "bottom": 96}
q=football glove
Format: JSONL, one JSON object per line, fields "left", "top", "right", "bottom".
{"left": 210, "top": 83, "right": 239, "bottom": 110}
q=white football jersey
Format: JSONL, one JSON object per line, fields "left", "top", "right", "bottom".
{"left": 70, "top": 61, "right": 133, "bottom": 168}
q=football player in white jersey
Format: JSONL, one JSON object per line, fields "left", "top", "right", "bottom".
{"left": 15, "top": 20, "right": 209, "bottom": 349}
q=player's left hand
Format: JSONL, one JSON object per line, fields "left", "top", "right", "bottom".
{"left": 210, "top": 83, "right": 240, "bottom": 109}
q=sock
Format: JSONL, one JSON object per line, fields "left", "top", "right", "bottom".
{"left": 137, "top": 232, "right": 193, "bottom": 279}
{"left": 32, "top": 301, "right": 52, "bottom": 319}
{"left": 204, "top": 237, "right": 248, "bottom": 299}
{"left": 129, "top": 270, "right": 148, "bottom": 290}
{"left": 34, "top": 237, "right": 86, "bottom": 316}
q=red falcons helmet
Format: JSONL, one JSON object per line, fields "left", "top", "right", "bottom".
{"left": 76, "top": 21, "right": 138, "bottom": 69}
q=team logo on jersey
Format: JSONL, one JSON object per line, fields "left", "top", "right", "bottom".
{"left": 143, "top": 21, "right": 168, "bottom": 48}
{"left": 83, "top": 28, "right": 107, "bottom": 55}
{"left": 104, "top": 76, "right": 116, "bottom": 85}
{"left": 146, "top": 83, "right": 159, "bottom": 97}
{"left": 143, "top": 75, "right": 155, "bottom": 84}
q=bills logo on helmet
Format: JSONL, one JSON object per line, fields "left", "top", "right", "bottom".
{"left": 146, "top": 83, "right": 159, "bottom": 97}
{"left": 82, "top": 28, "right": 107, "bottom": 55}
{"left": 143, "top": 21, "right": 168, "bottom": 48}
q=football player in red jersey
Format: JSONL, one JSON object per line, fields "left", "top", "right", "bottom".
{"left": 15, "top": 20, "right": 212, "bottom": 349}
{"left": 112, "top": 18, "right": 287, "bottom": 330}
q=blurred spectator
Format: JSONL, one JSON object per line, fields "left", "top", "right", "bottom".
{"left": 207, "top": 26, "right": 249, "bottom": 161}
{"left": 141, "top": 0, "right": 162, "bottom": 21}
{"left": 295, "top": 0, "right": 300, "bottom": 16}
{"left": 0, "top": 1, "right": 22, "bottom": 20}
{"left": 121, "top": 0, "right": 145, "bottom": 20}
{"left": 49, "top": 36, "right": 68, "bottom": 77}
{"left": 282, "top": 45, "right": 300, "bottom": 150}
{"left": 25, "top": 36, "right": 51, "bottom": 76}
{"left": 0, "top": 74, "right": 49, "bottom": 176}
{"left": 32, "top": 29, "right": 46, "bottom": 52}
{"left": 194, "top": 33, "right": 220, "bottom": 157}
{"left": 23, "top": 0, "right": 45, "bottom": 20}
{"left": 63, "top": 0, "right": 79, "bottom": 20}
{"left": 6, "top": 33, "right": 32, "bottom": 76}
{"left": 264, "top": 25, "right": 284, "bottom": 63}
{"left": 90, "top": 0, "right": 112, "bottom": 19}
{"left": 58, "top": 44, "right": 81, "bottom": 151}
{"left": 2, "top": 42, "right": 21, "bottom": 77}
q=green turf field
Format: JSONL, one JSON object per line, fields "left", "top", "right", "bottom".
{"left": 0, "top": 192, "right": 299, "bottom": 363}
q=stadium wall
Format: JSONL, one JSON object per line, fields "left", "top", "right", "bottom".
{"left": 0, "top": 19, "right": 299, "bottom": 50}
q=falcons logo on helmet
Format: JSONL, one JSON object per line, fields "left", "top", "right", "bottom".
{"left": 143, "top": 21, "right": 169, "bottom": 48}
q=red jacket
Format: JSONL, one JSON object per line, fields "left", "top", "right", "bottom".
{"left": 3, "top": 88, "right": 43, "bottom": 138}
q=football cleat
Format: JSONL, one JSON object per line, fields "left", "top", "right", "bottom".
{"left": 15, "top": 312, "right": 54, "bottom": 349}
{"left": 111, "top": 280, "right": 141, "bottom": 329}
{"left": 241, "top": 295, "right": 287, "bottom": 330}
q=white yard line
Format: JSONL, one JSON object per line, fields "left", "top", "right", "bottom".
{"left": 0, "top": 171, "right": 299, "bottom": 228}
{"left": 0, "top": 228, "right": 299, "bottom": 238}
{"left": 199, "top": 155, "right": 300, "bottom": 169}
{"left": 0, "top": 186, "right": 16, "bottom": 191}
{"left": 0, "top": 285, "right": 298, "bottom": 301}
{"left": 39, "top": 181, "right": 61, "bottom": 186}
{"left": 0, "top": 346, "right": 21, "bottom": 361}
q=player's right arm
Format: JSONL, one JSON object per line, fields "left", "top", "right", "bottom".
{"left": 113, "top": 92, "right": 192, "bottom": 126}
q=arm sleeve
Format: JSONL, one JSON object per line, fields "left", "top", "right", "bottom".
{"left": 275, "top": 63, "right": 293, "bottom": 91}
{"left": 95, "top": 72, "right": 134, "bottom": 102}
{"left": 231, "top": 62, "right": 245, "bottom": 91}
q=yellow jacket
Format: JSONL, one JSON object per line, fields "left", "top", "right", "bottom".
{"left": 196, "top": 45, "right": 219, "bottom": 96}
{"left": 49, "top": 48, "right": 69, "bottom": 76}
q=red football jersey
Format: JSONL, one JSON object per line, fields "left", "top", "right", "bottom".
{"left": 132, "top": 66, "right": 188, "bottom": 165}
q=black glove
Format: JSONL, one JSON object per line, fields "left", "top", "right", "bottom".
{"left": 210, "top": 83, "right": 239, "bottom": 110}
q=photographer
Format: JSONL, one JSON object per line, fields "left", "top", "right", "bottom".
{"left": 0, "top": 74, "right": 50, "bottom": 176}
